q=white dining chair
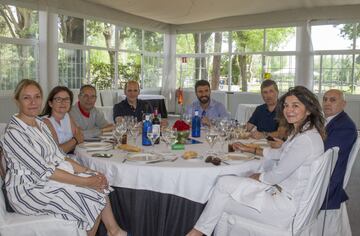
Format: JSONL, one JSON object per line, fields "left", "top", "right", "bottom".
{"left": 214, "top": 147, "right": 339, "bottom": 236}
{"left": 317, "top": 135, "right": 360, "bottom": 236}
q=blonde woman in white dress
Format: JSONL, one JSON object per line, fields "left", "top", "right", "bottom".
{"left": 2, "top": 79, "right": 127, "bottom": 236}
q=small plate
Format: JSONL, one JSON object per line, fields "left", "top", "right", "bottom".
{"left": 223, "top": 152, "right": 255, "bottom": 161}
{"left": 125, "top": 153, "right": 163, "bottom": 163}
{"left": 181, "top": 155, "right": 203, "bottom": 161}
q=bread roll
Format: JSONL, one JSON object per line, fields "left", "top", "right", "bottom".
{"left": 118, "top": 144, "right": 142, "bottom": 152}
{"left": 183, "top": 151, "right": 198, "bottom": 159}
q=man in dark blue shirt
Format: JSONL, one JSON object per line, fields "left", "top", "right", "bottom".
{"left": 246, "top": 80, "right": 279, "bottom": 138}
{"left": 113, "top": 81, "right": 153, "bottom": 122}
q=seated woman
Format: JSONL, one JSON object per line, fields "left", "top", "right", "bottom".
{"left": 2, "top": 79, "right": 126, "bottom": 236}
{"left": 41, "top": 86, "right": 84, "bottom": 153}
{"left": 187, "top": 86, "right": 326, "bottom": 236}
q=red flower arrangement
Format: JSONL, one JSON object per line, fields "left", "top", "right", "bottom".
{"left": 173, "top": 120, "right": 190, "bottom": 131}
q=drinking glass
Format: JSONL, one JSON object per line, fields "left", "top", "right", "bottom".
{"left": 161, "top": 128, "right": 178, "bottom": 150}
{"left": 205, "top": 128, "right": 219, "bottom": 155}
{"left": 147, "top": 126, "right": 160, "bottom": 153}
{"left": 113, "top": 122, "right": 127, "bottom": 145}
{"left": 128, "top": 121, "right": 141, "bottom": 145}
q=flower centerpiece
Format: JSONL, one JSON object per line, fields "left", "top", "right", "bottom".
{"left": 173, "top": 120, "right": 190, "bottom": 144}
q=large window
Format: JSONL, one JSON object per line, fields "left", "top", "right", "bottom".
{"left": 176, "top": 27, "right": 296, "bottom": 92}
{"left": 312, "top": 23, "right": 360, "bottom": 94}
{"left": 58, "top": 16, "right": 164, "bottom": 90}
{"left": 0, "top": 4, "right": 39, "bottom": 92}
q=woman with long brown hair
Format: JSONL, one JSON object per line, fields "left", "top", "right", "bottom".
{"left": 187, "top": 86, "right": 326, "bottom": 236}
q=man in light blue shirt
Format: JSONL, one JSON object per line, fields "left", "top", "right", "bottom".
{"left": 185, "top": 80, "right": 229, "bottom": 126}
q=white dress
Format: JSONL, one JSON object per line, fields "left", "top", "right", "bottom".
{"left": 2, "top": 115, "right": 107, "bottom": 231}
{"left": 194, "top": 127, "right": 324, "bottom": 235}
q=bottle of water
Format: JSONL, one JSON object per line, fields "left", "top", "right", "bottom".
{"left": 142, "top": 115, "right": 152, "bottom": 146}
{"left": 192, "top": 110, "right": 201, "bottom": 137}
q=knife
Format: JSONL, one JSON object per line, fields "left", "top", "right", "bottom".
{"left": 146, "top": 159, "right": 168, "bottom": 164}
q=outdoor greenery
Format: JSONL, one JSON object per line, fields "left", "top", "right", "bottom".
{"left": 0, "top": 4, "right": 359, "bottom": 94}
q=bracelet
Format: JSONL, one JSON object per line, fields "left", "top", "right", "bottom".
{"left": 73, "top": 137, "right": 79, "bottom": 145}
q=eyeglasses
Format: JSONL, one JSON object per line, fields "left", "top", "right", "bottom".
{"left": 53, "top": 97, "right": 71, "bottom": 103}
{"left": 81, "top": 94, "right": 97, "bottom": 100}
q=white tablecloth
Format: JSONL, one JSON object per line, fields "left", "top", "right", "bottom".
{"left": 74, "top": 139, "right": 262, "bottom": 204}
{"left": 235, "top": 104, "right": 259, "bottom": 124}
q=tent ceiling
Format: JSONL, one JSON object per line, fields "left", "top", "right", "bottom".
{"left": 85, "top": 0, "right": 360, "bottom": 24}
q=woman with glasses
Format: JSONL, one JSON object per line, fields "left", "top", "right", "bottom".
{"left": 41, "top": 86, "right": 84, "bottom": 153}
{"left": 2, "top": 79, "right": 127, "bottom": 236}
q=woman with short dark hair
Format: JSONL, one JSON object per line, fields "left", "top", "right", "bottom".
{"left": 41, "top": 86, "right": 83, "bottom": 153}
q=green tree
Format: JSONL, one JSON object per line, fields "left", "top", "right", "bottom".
{"left": 232, "top": 28, "right": 294, "bottom": 91}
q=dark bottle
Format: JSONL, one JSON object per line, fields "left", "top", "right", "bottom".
{"left": 191, "top": 110, "right": 201, "bottom": 137}
{"left": 152, "top": 109, "right": 161, "bottom": 144}
{"left": 142, "top": 115, "right": 152, "bottom": 146}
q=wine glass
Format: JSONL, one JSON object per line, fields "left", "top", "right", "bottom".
{"left": 147, "top": 126, "right": 160, "bottom": 153}
{"left": 113, "top": 122, "right": 127, "bottom": 145}
{"left": 161, "top": 128, "right": 178, "bottom": 151}
{"left": 128, "top": 121, "right": 141, "bottom": 145}
{"left": 205, "top": 128, "right": 219, "bottom": 156}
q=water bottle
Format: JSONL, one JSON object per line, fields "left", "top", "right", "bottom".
{"left": 142, "top": 115, "right": 152, "bottom": 146}
{"left": 192, "top": 110, "right": 201, "bottom": 137}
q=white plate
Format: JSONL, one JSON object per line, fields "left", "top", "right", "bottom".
{"left": 223, "top": 152, "right": 255, "bottom": 161}
{"left": 181, "top": 155, "right": 203, "bottom": 161}
{"left": 125, "top": 153, "right": 163, "bottom": 163}
{"left": 79, "top": 142, "right": 113, "bottom": 151}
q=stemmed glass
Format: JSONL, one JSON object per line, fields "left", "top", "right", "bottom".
{"left": 128, "top": 121, "right": 142, "bottom": 145}
{"left": 205, "top": 127, "right": 219, "bottom": 156}
{"left": 113, "top": 122, "right": 127, "bottom": 145}
{"left": 161, "top": 128, "right": 178, "bottom": 151}
{"left": 147, "top": 126, "right": 160, "bottom": 153}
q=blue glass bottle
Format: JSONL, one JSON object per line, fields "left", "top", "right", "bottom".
{"left": 192, "top": 110, "right": 201, "bottom": 137}
{"left": 142, "top": 115, "right": 152, "bottom": 146}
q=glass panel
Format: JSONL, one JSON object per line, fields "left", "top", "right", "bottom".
{"left": 143, "top": 56, "right": 163, "bottom": 88}
{"left": 58, "top": 48, "right": 86, "bottom": 89}
{"left": 118, "top": 52, "right": 141, "bottom": 89}
{"left": 86, "top": 20, "right": 115, "bottom": 48}
{"left": 88, "top": 49, "right": 114, "bottom": 90}
{"left": 313, "top": 54, "right": 353, "bottom": 93}
{"left": 119, "top": 27, "right": 142, "bottom": 51}
{"left": 231, "top": 54, "right": 262, "bottom": 92}
{"left": 353, "top": 54, "right": 360, "bottom": 94}
{"left": 144, "top": 31, "right": 163, "bottom": 52}
{"left": 311, "top": 24, "right": 353, "bottom": 51}
{"left": 232, "top": 29, "right": 264, "bottom": 52}
{"left": 203, "top": 32, "right": 229, "bottom": 53}
{"left": 176, "top": 57, "right": 198, "bottom": 88}
{"left": 0, "top": 44, "right": 38, "bottom": 90}
{"left": 265, "top": 27, "right": 296, "bottom": 51}
{"left": 0, "top": 4, "right": 39, "bottom": 39}
{"left": 176, "top": 33, "right": 196, "bottom": 54}
{"left": 265, "top": 55, "right": 295, "bottom": 91}
{"left": 58, "top": 15, "right": 84, "bottom": 44}
{"left": 199, "top": 55, "right": 229, "bottom": 91}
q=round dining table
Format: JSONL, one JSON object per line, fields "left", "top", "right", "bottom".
{"left": 74, "top": 136, "right": 264, "bottom": 236}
